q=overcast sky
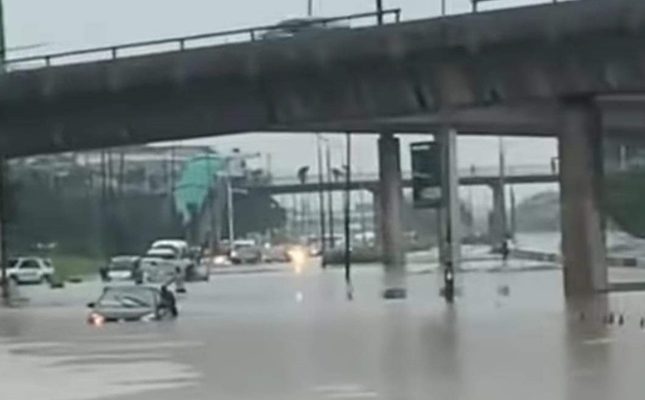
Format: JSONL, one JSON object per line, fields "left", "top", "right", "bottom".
{"left": 3, "top": 0, "right": 558, "bottom": 203}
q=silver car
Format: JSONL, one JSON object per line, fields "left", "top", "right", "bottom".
{"left": 86, "top": 285, "right": 172, "bottom": 325}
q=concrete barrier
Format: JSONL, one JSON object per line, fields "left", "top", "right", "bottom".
{"left": 512, "top": 248, "right": 641, "bottom": 268}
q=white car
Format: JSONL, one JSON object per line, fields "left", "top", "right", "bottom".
{"left": 5, "top": 257, "right": 55, "bottom": 284}
{"left": 140, "top": 248, "right": 180, "bottom": 284}
{"left": 148, "top": 239, "right": 195, "bottom": 279}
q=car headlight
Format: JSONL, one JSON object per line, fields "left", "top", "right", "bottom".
{"left": 88, "top": 312, "right": 105, "bottom": 327}
{"left": 230, "top": 251, "right": 238, "bottom": 258}
{"left": 214, "top": 255, "right": 228, "bottom": 264}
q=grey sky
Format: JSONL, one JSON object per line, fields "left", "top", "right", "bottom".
{"left": 4, "top": 0, "right": 558, "bottom": 202}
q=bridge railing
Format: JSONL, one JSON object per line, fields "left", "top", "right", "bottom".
{"left": 255, "top": 163, "right": 558, "bottom": 187}
{"left": 4, "top": 9, "right": 401, "bottom": 71}
{"left": 470, "top": 0, "right": 562, "bottom": 13}
{"left": 4, "top": 0, "right": 579, "bottom": 71}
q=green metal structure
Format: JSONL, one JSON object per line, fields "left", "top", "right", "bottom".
{"left": 174, "top": 154, "right": 224, "bottom": 224}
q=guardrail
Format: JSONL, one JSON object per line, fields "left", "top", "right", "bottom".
{"left": 4, "top": 9, "right": 401, "bottom": 71}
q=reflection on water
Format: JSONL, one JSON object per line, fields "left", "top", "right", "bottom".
{"left": 0, "top": 336, "right": 201, "bottom": 400}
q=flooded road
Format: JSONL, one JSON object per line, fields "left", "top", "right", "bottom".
{"left": 3, "top": 261, "right": 645, "bottom": 400}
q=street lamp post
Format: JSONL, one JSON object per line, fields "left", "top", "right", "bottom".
{"left": 0, "top": 159, "right": 7, "bottom": 304}
{"left": 0, "top": 0, "right": 8, "bottom": 303}
{"left": 307, "top": 0, "right": 314, "bottom": 17}
{"left": 325, "top": 146, "right": 335, "bottom": 248}
{"left": 226, "top": 176, "right": 235, "bottom": 243}
{"left": 343, "top": 132, "right": 353, "bottom": 299}
{"left": 297, "top": 166, "right": 310, "bottom": 242}
{"left": 316, "top": 135, "right": 328, "bottom": 267}
{"left": 498, "top": 137, "right": 508, "bottom": 241}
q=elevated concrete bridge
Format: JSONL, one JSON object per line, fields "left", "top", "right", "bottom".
{"left": 1, "top": 0, "right": 642, "bottom": 297}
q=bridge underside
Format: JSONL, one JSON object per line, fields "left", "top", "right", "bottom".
{"left": 268, "top": 96, "right": 645, "bottom": 138}
{"left": 3, "top": 95, "right": 645, "bottom": 157}
{"left": 3, "top": 0, "right": 645, "bottom": 156}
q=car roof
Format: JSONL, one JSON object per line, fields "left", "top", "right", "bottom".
{"left": 10, "top": 257, "right": 45, "bottom": 262}
{"left": 151, "top": 239, "right": 188, "bottom": 248}
{"left": 103, "top": 284, "right": 161, "bottom": 292}
{"left": 146, "top": 248, "right": 176, "bottom": 255}
{"left": 234, "top": 239, "right": 256, "bottom": 245}
{"left": 110, "top": 256, "right": 139, "bottom": 262}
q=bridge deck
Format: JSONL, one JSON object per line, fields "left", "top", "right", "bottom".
{"left": 2, "top": 0, "right": 645, "bottom": 156}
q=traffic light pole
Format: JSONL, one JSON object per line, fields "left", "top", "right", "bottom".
{"left": 0, "top": 0, "right": 8, "bottom": 304}
{"left": 439, "top": 127, "right": 460, "bottom": 303}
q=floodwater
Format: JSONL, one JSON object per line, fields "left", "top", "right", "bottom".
{"left": 2, "top": 260, "right": 645, "bottom": 400}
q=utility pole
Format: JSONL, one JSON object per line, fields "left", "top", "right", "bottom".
{"left": 359, "top": 184, "right": 367, "bottom": 246}
{"left": 498, "top": 137, "right": 508, "bottom": 241}
{"left": 344, "top": 132, "right": 353, "bottom": 299}
{"left": 0, "top": 158, "right": 7, "bottom": 304}
{"left": 0, "top": 0, "right": 5, "bottom": 67}
{"left": 316, "top": 134, "right": 327, "bottom": 267}
{"left": 307, "top": 0, "right": 314, "bottom": 17}
{"left": 326, "top": 144, "right": 335, "bottom": 248}
{"left": 510, "top": 185, "right": 517, "bottom": 239}
{"left": 227, "top": 177, "right": 235, "bottom": 243}
{"left": 0, "top": 0, "right": 8, "bottom": 303}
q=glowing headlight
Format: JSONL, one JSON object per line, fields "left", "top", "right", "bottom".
{"left": 287, "top": 246, "right": 309, "bottom": 274}
{"left": 214, "top": 255, "right": 228, "bottom": 264}
{"left": 88, "top": 312, "right": 105, "bottom": 327}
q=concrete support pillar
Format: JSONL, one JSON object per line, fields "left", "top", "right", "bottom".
{"left": 438, "top": 127, "right": 461, "bottom": 274}
{"left": 488, "top": 181, "right": 507, "bottom": 247}
{"left": 378, "top": 133, "right": 406, "bottom": 298}
{"left": 558, "top": 97, "right": 607, "bottom": 296}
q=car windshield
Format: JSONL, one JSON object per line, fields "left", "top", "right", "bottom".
{"left": 109, "top": 259, "right": 134, "bottom": 271}
{"left": 146, "top": 252, "right": 176, "bottom": 260}
{"left": 97, "top": 288, "right": 155, "bottom": 308}
{"left": 153, "top": 244, "right": 180, "bottom": 254}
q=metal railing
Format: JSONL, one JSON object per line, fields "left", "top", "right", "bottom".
{"left": 258, "top": 163, "right": 558, "bottom": 187}
{"left": 4, "top": 9, "right": 401, "bottom": 71}
{"left": 470, "top": 0, "right": 562, "bottom": 13}
{"left": 2, "top": 0, "right": 577, "bottom": 71}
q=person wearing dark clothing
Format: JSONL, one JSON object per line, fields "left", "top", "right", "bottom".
{"left": 159, "top": 286, "right": 178, "bottom": 318}
{"left": 501, "top": 239, "right": 510, "bottom": 263}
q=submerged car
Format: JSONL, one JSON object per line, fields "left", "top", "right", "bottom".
{"left": 86, "top": 285, "right": 174, "bottom": 325}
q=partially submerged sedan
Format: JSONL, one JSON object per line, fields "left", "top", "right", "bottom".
{"left": 86, "top": 285, "right": 174, "bottom": 326}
